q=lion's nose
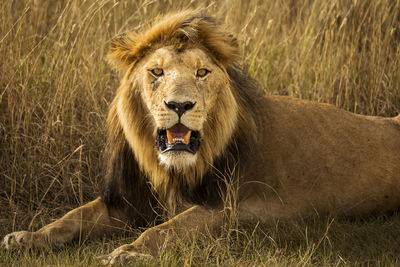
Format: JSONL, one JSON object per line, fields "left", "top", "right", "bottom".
{"left": 164, "top": 101, "right": 196, "bottom": 117}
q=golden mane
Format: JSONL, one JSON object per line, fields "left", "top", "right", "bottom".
{"left": 103, "top": 11, "right": 261, "bottom": 211}
{"left": 107, "top": 10, "right": 240, "bottom": 70}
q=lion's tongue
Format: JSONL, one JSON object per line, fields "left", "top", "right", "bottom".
{"left": 166, "top": 124, "right": 191, "bottom": 145}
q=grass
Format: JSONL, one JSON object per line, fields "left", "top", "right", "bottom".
{"left": 2, "top": 217, "right": 400, "bottom": 266}
{"left": 1, "top": 0, "right": 400, "bottom": 266}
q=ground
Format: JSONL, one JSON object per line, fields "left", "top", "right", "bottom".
{"left": 2, "top": 216, "right": 400, "bottom": 266}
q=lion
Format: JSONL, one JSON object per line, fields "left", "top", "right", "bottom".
{"left": 3, "top": 10, "right": 400, "bottom": 264}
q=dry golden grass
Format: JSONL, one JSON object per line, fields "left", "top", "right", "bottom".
{"left": 1, "top": 0, "right": 400, "bottom": 266}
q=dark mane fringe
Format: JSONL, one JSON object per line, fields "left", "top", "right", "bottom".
{"left": 100, "top": 118, "right": 161, "bottom": 227}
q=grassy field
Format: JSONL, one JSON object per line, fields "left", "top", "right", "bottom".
{"left": 1, "top": 0, "right": 400, "bottom": 266}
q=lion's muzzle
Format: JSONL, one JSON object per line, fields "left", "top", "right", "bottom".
{"left": 157, "top": 123, "right": 200, "bottom": 154}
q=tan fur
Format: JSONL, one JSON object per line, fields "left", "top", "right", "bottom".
{"left": 3, "top": 11, "right": 400, "bottom": 265}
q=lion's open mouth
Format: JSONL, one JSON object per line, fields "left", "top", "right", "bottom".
{"left": 157, "top": 123, "right": 200, "bottom": 154}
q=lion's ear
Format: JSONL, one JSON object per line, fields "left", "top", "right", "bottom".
{"left": 107, "top": 33, "right": 137, "bottom": 70}
{"left": 197, "top": 21, "right": 240, "bottom": 66}
{"left": 217, "top": 33, "right": 240, "bottom": 65}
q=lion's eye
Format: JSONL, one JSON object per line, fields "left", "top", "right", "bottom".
{"left": 150, "top": 68, "right": 164, "bottom": 77}
{"left": 196, "top": 68, "right": 210, "bottom": 78}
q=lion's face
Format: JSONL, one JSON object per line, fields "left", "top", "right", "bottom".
{"left": 133, "top": 47, "right": 230, "bottom": 170}
{"left": 108, "top": 13, "right": 241, "bottom": 184}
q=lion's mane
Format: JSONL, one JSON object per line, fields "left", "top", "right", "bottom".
{"left": 101, "top": 11, "right": 263, "bottom": 225}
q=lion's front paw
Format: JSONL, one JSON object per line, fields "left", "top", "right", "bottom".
{"left": 98, "top": 244, "right": 152, "bottom": 265}
{"left": 2, "top": 231, "right": 32, "bottom": 250}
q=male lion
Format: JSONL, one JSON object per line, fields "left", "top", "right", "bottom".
{"left": 3, "top": 11, "right": 400, "bottom": 264}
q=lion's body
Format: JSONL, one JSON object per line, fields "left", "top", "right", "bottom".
{"left": 239, "top": 96, "right": 400, "bottom": 221}
{"left": 3, "top": 10, "right": 400, "bottom": 264}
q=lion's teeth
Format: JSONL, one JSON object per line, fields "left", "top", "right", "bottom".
{"left": 166, "top": 130, "right": 173, "bottom": 144}
{"left": 183, "top": 131, "right": 191, "bottom": 144}
{"left": 166, "top": 130, "right": 191, "bottom": 145}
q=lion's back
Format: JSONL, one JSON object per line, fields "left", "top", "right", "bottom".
{"left": 244, "top": 95, "right": 400, "bottom": 216}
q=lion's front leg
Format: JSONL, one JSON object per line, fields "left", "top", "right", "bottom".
{"left": 2, "top": 197, "right": 117, "bottom": 250}
{"left": 100, "top": 205, "right": 223, "bottom": 265}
